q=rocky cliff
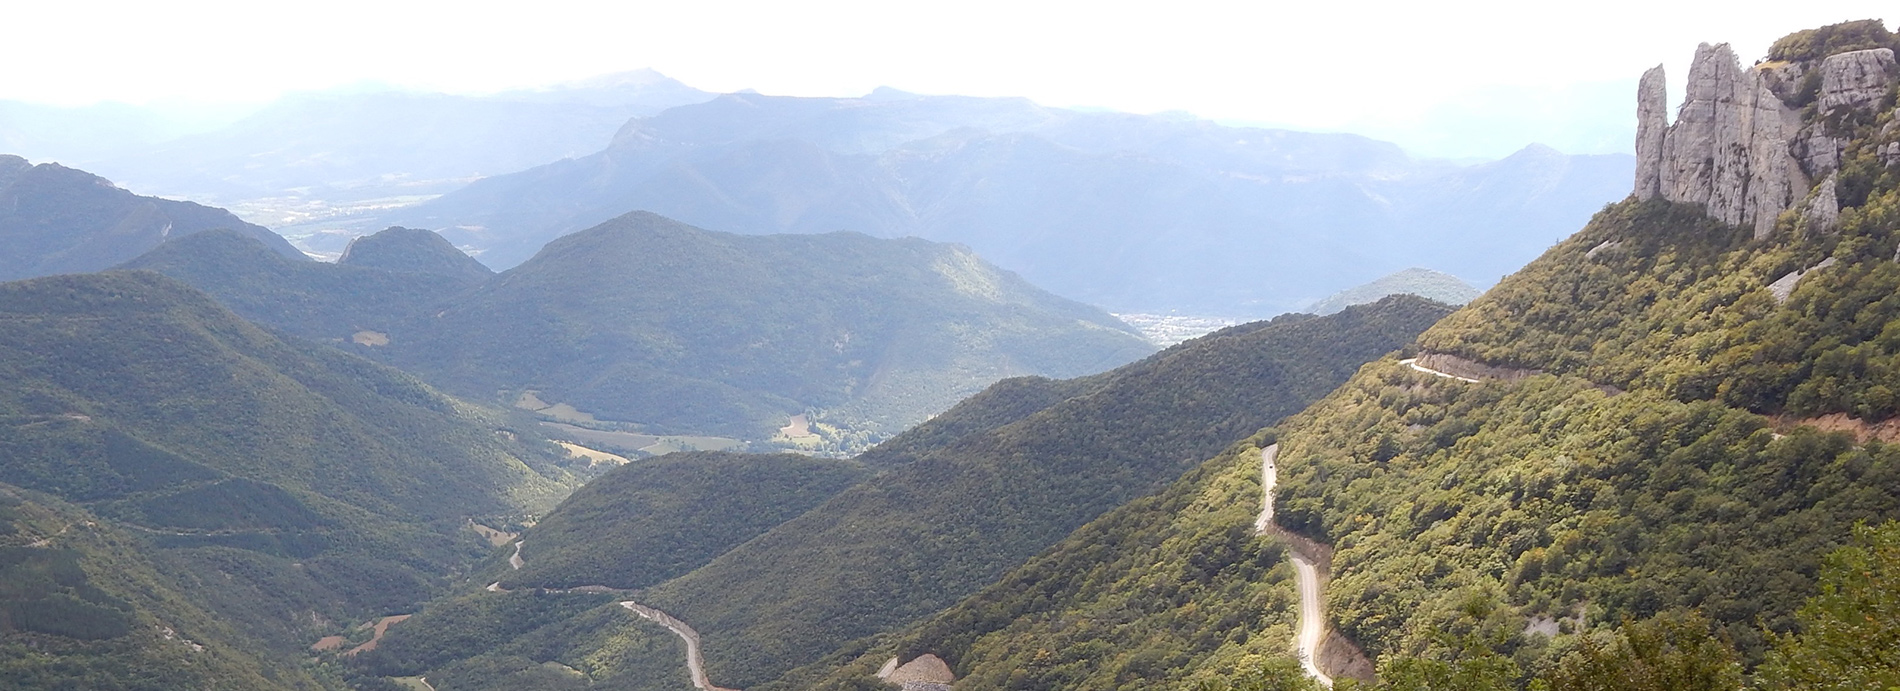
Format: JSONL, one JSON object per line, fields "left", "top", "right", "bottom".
{"left": 1634, "top": 40, "right": 1896, "bottom": 238}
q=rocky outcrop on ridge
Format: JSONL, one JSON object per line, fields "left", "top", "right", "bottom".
{"left": 1635, "top": 44, "right": 1804, "bottom": 238}
{"left": 1635, "top": 42, "right": 1897, "bottom": 239}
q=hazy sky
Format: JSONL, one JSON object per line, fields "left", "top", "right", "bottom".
{"left": 3, "top": 1, "right": 1892, "bottom": 158}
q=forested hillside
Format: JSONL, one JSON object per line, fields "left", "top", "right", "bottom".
{"left": 0, "top": 271, "right": 581, "bottom": 668}
{"left": 120, "top": 228, "right": 479, "bottom": 343}
{"left": 355, "top": 296, "right": 1449, "bottom": 690}
{"left": 0, "top": 486, "right": 313, "bottom": 690}
{"left": 378, "top": 211, "right": 1155, "bottom": 441}
{"left": 773, "top": 20, "right": 1900, "bottom": 690}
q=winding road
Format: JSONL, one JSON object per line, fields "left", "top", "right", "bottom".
{"left": 479, "top": 537, "right": 731, "bottom": 691}
{"left": 1257, "top": 444, "right": 1334, "bottom": 688}
{"left": 1397, "top": 357, "right": 1480, "bottom": 383}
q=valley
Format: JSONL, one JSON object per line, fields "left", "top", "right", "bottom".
{"left": 3, "top": 13, "right": 1899, "bottom": 691}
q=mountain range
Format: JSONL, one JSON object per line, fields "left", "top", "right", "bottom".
{"left": 8, "top": 70, "right": 713, "bottom": 245}
{"left": 359, "top": 91, "right": 1630, "bottom": 315}
{"left": 113, "top": 206, "right": 1155, "bottom": 445}
{"left": 3, "top": 17, "right": 1897, "bottom": 691}
{"left": 0, "top": 155, "right": 302, "bottom": 282}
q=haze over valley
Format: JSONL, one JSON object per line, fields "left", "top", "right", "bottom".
{"left": 3, "top": 5, "right": 1900, "bottom": 691}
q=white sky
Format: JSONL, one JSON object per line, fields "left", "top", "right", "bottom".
{"left": 1, "top": 0, "right": 1892, "bottom": 158}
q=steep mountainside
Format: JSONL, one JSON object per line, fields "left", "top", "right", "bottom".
{"left": 369, "top": 296, "right": 1449, "bottom": 690}
{"left": 378, "top": 211, "right": 1155, "bottom": 441}
{"left": 118, "top": 228, "right": 480, "bottom": 344}
{"left": 368, "top": 92, "right": 1628, "bottom": 315}
{"left": 0, "top": 156, "right": 302, "bottom": 281}
{"left": 0, "top": 271, "right": 580, "bottom": 659}
{"left": 0, "top": 487, "right": 313, "bottom": 690}
{"left": 773, "top": 23, "right": 1900, "bottom": 691}
{"left": 500, "top": 452, "right": 870, "bottom": 590}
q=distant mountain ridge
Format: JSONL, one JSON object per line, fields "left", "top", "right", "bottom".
{"left": 1306, "top": 267, "right": 1482, "bottom": 315}
{"left": 0, "top": 154, "right": 303, "bottom": 281}
{"left": 46, "top": 70, "right": 713, "bottom": 243}
{"left": 365, "top": 92, "right": 1630, "bottom": 315}
{"left": 117, "top": 209, "right": 1154, "bottom": 445}
{"left": 378, "top": 211, "right": 1155, "bottom": 441}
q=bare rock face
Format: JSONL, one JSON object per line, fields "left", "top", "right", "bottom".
{"left": 1634, "top": 66, "right": 1669, "bottom": 200}
{"left": 1804, "top": 171, "right": 1840, "bottom": 234}
{"left": 1796, "top": 126, "right": 1846, "bottom": 178}
{"left": 1641, "top": 43, "right": 1805, "bottom": 238}
{"left": 1818, "top": 48, "right": 1897, "bottom": 114}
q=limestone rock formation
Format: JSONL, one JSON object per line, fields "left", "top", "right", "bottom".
{"left": 1804, "top": 171, "right": 1840, "bottom": 234}
{"left": 1635, "top": 43, "right": 1807, "bottom": 238}
{"left": 1634, "top": 66, "right": 1669, "bottom": 200}
{"left": 1817, "top": 48, "right": 1897, "bottom": 114}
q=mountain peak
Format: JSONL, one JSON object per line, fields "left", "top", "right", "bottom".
{"left": 338, "top": 226, "right": 493, "bottom": 285}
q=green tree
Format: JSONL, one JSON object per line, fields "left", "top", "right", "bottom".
{"left": 1760, "top": 521, "right": 1900, "bottom": 690}
{"left": 1196, "top": 657, "right": 1323, "bottom": 691}
{"left": 1376, "top": 635, "right": 1519, "bottom": 691}
{"left": 1540, "top": 610, "right": 1742, "bottom": 691}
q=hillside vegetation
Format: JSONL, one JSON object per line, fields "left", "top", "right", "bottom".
{"left": 120, "top": 228, "right": 478, "bottom": 343}
{"left": 350, "top": 296, "right": 1440, "bottom": 690}
{"left": 381, "top": 211, "right": 1155, "bottom": 441}
{"left": 0, "top": 271, "right": 581, "bottom": 660}
{"left": 502, "top": 452, "right": 870, "bottom": 590}
{"left": 0, "top": 486, "right": 311, "bottom": 690}
{"left": 776, "top": 21, "right": 1900, "bottom": 690}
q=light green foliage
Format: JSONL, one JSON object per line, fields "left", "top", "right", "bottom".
{"left": 1378, "top": 639, "right": 1520, "bottom": 691}
{"left": 1537, "top": 610, "right": 1742, "bottom": 691}
{"left": 1196, "top": 656, "right": 1325, "bottom": 691}
{"left": 1759, "top": 521, "right": 1900, "bottom": 690}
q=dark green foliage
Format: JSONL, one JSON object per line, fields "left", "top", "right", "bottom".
{"left": 382, "top": 211, "right": 1156, "bottom": 440}
{"left": 357, "top": 591, "right": 614, "bottom": 677}
{"left": 367, "top": 598, "right": 696, "bottom": 691}
{"left": 0, "top": 488, "right": 316, "bottom": 689}
{"left": 641, "top": 297, "right": 1448, "bottom": 688}
{"left": 126, "top": 478, "right": 324, "bottom": 531}
{"left": 0, "top": 271, "right": 578, "bottom": 668}
{"left": 0, "top": 547, "right": 133, "bottom": 639}
{"left": 1759, "top": 521, "right": 1900, "bottom": 690}
{"left": 505, "top": 452, "right": 869, "bottom": 590}
{"left": 1766, "top": 20, "right": 1897, "bottom": 63}
{"left": 773, "top": 436, "right": 1304, "bottom": 691}
{"left": 0, "top": 156, "right": 305, "bottom": 282}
